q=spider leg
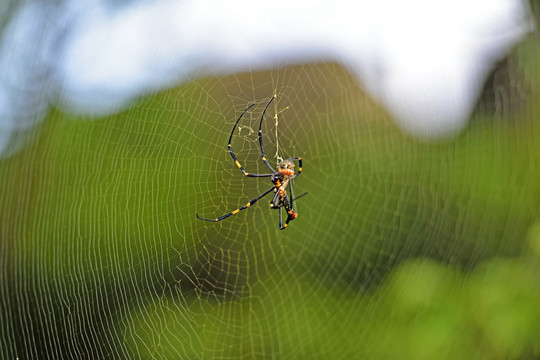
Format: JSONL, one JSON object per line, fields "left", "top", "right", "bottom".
{"left": 258, "top": 96, "right": 277, "bottom": 173}
{"left": 288, "top": 178, "right": 296, "bottom": 210}
{"left": 269, "top": 188, "right": 281, "bottom": 209}
{"left": 196, "top": 186, "right": 275, "bottom": 222}
{"left": 228, "top": 102, "right": 274, "bottom": 178}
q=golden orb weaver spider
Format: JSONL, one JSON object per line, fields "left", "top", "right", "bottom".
{"left": 196, "top": 95, "right": 307, "bottom": 230}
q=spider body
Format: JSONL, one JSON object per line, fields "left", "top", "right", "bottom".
{"left": 196, "top": 96, "right": 307, "bottom": 230}
{"left": 269, "top": 161, "right": 298, "bottom": 218}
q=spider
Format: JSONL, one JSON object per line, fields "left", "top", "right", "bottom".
{"left": 196, "top": 95, "right": 307, "bottom": 230}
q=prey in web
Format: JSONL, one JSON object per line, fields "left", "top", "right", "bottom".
{"left": 196, "top": 95, "right": 307, "bottom": 230}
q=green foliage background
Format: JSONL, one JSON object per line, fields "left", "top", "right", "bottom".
{"left": 1, "top": 38, "right": 540, "bottom": 359}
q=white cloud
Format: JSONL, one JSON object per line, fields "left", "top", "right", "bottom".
{"left": 0, "top": 0, "right": 533, "bottom": 155}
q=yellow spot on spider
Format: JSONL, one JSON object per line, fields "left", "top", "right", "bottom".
{"left": 299, "top": 167, "right": 302, "bottom": 172}
{"left": 269, "top": 204, "right": 274, "bottom": 207}
{"left": 244, "top": 172, "right": 249, "bottom": 176}
{"left": 283, "top": 223, "right": 288, "bottom": 228}
{"left": 262, "top": 157, "right": 266, "bottom": 161}
{"left": 232, "top": 209, "right": 240, "bottom": 215}
{"left": 246, "top": 203, "right": 251, "bottom": 207}
{"left": 235, "top": 160, "right": 242, "bottom": 168}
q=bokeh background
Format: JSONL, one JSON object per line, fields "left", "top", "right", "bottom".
{"left": 2, "top": 2, "right": 540, "bottom": 359}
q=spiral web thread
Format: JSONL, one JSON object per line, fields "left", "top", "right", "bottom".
{"left": 2, "top": 39, "right": 540, "bottom": 358}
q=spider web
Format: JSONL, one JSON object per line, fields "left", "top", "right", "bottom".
{"left": 2, "top": 36, "right": 540, "bottom": 358}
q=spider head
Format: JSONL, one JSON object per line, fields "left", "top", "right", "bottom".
{"left": 277, "top": 160, "right": 295, "bottom": 177}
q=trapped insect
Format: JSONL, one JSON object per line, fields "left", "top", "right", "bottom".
{"left": 196, "top": 95, "right": 307, "bottom": 230}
